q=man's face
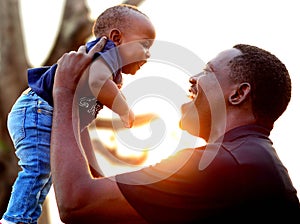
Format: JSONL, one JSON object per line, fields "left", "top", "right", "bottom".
{"left": 179, "top": 48, "right": 242, "bottom": 141}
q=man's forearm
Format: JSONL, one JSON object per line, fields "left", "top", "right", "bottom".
{"left": 51, "top": 89, "right": 92, "bottom": 208}
{"left": 80, "top": 128, "right": 103, "bottom": 178}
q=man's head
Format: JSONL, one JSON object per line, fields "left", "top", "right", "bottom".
{"left": 180, "top": 44, "right": 291, "bottom": 141}
{"left": 93, "top": 4, "right": 156, "bottom": 75}
{"left": 229, "top": 44, "right": 291, "bottom": 128}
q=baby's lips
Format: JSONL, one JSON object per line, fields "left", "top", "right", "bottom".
{"left": 139, "top": 60, "right": 147, "bottom": 67}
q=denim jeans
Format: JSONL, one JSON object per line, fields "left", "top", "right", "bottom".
{"left": 3, "top": 89, "right": 53, "bottom": 224}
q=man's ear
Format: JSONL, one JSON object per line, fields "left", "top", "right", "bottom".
{"left": 109, "top": 29, "right": 122, "bottom": 46}
{"left": 228, "top": 82, "right": 251, "bottom": 105}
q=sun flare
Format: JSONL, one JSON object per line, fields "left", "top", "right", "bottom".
{"left": 89, "top": 62, "right": 205, "bottom": 176}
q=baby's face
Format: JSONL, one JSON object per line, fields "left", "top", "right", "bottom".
{"left": 119, "top": 39, "right": 153, "bottom": 75}
{"left": 118, "top": 14, "right": 156, "bottom": 75}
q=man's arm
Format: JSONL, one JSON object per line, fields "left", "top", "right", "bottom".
{"left": 80, "top": 128, "right": 103, "bottom": 177}
{"left": 51, "top": 43, "right": 145, "bottom": 223}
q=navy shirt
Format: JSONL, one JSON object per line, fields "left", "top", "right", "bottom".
{"left": 116, "top": 125, "right": 300, "bottom": 223}
{"left": 27, "top": 38, "right": 122, "bottom": 107}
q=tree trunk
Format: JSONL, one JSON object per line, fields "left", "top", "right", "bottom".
{"left": 0, "top": 0, "right": 28, "bottom": 216}
{"left": 43, "top": 0, "right": 94, "bottom": 66}
{"left": 123, "top": 0, "right": 145, "bottom": 6}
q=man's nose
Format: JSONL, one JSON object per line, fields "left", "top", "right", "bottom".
{"left": 189, "top": 73, "right": 201, "bottom": 84}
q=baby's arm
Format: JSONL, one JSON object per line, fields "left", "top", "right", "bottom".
{"left": 88, "top": 58, "right": 134, "bottom": 128}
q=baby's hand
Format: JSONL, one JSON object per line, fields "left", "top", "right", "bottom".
{"left": 120, "top": 109, "right": 135, "bottom": 128}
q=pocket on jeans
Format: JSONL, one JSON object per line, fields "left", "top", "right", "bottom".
{"left": 7, "top": 107, "right": 26, "bottom": 146}
{"left": 37, "top": 103, "right": 53, "bottom": 129}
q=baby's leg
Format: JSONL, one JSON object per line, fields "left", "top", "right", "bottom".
{"left": 2, "top": 90, "right": 52, "bottom": 224}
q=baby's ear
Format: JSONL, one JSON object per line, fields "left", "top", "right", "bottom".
{"left": 109, "top": 29, "right": 122, "bottom": 45}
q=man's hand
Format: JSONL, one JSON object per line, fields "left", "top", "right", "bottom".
{"left": 54, "top": 36, "right": 107, "bottom": 92}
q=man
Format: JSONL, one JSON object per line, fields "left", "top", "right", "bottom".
{"left": 50, "top": 39, "right": 300, "bottom": 223}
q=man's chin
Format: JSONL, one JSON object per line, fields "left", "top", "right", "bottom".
{"left": 179, "top": 119, "right": 185, "bottom": 131}
{"left": 179, "top": 119, "right": 190, "bottom": 132}
{"left": 180, "top": 120, "right": 201, "bottom": 137}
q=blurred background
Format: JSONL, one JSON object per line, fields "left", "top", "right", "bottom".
{"left": 1, "top": 0, "right": 299, "bottom": 223}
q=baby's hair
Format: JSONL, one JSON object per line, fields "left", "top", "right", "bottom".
{"left": 93, "top": 4, "right": 148, "bottom": 38}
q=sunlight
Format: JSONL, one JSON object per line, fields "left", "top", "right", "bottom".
{"left": 89, "top": 61, "right": 205, "bottom": 176}
{"left": 19, "top": 0, "right": 65, "bottom": 66}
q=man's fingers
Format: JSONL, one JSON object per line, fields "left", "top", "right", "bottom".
{"left": 78, "top": 45, "right": 86, "bottom": 54}
{"left": 88, "top": 36, "right": 107, "bottom": 57}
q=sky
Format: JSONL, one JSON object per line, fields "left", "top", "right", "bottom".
{"left": 20, "top": 0, "right": 300, "bottom": 222}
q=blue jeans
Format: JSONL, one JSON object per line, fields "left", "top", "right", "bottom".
{"left": 3, "top": 89, "right": 53, "bottom": 224}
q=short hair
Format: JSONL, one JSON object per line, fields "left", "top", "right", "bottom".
{"left": 229, "top": 44, "right": 291, "bottom": 128}
{"left": 93, "top": 4, "right": 148, "bottom": 38}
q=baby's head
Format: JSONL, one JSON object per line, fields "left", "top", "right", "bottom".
{"left": 93, "top": 4, "right": 156, "bottom": 74}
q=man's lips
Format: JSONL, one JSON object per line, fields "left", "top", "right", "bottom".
{"left": 188, "top": 84, "right": 197, "bottom": 99}
{"left": 188, "top": 76, "right": 198, "bottom": 99}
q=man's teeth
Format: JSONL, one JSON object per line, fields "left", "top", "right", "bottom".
{"left": 188, "top": 91, "right": 197, "bottom": 99}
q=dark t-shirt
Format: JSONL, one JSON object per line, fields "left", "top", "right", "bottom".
{"left": 116, "top": 125, "right": 300, "bottom": 223}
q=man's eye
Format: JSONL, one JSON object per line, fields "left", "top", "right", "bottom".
{"left": 200, "top": 69, "right": 212, "bottom": 77}
{"left": 141, "top": 41, "right": 150, "bottom": 49}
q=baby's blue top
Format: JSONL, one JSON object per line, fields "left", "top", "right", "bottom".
{"left": 27, "top": 38, "right": 122, "bottom": 107}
